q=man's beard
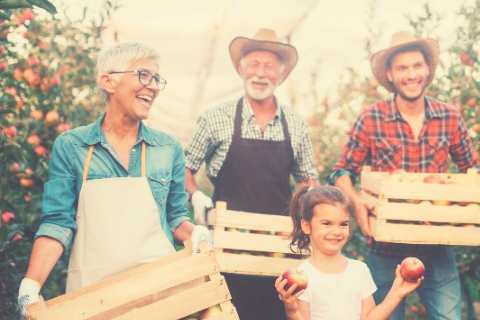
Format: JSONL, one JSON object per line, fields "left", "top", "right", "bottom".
{"left": 245, "top": 77, "right": 278, "bottom": 101}
{"left": 393, "top": 81, "right": 427, "bottom": 103}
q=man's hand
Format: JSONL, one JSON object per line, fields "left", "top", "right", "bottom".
{"left": 18, "top": 278, "right": 41, "bottom": 320}
{"left": 191, "top": 225, "right": 213, "bottom": 254}
{"left": 191, "top": 191, "right": 213, "bottom": 226}
{"left": 352, "top": 193, "right": 374, "bottom": 237}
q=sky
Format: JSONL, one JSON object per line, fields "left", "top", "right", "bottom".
{"left": 49, "top": 0, "right": 475, "bottom": 143}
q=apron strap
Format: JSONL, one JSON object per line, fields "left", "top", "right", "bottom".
{"left": 141, "top": 141, "right": 146, "bottom": 177}
{"left": 82, "top": 142, "right": 147, "bottom": 181}
{"left": 82, "top": 145, "right": 95, "bottom": 182}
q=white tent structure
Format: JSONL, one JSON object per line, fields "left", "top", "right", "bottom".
{"left": 57, "top": 0, "right": 467, "bottom": 145}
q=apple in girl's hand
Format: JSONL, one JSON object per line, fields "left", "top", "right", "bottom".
{"left": 281, "top": 267, "right": 308, "bottom": 293}
{"left": 400, "top": 257, "right": 425, "bottom": 282}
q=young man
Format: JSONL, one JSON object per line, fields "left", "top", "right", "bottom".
{"left": 184, "top": 28, "right": 318, "bottom": 320}
{"left": 327, "top": 31, "right": 480, "bottom": 320}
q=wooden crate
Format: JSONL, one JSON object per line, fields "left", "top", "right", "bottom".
{"left": 27, "top": 241, "right": 239, "bottom": 320}
{"left": 360, "top": 166, "right": 480, "bottom": 246}
{"left": 207, "top": 201, "right": 305, "bottom": 277}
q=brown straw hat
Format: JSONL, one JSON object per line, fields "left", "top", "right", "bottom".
{"left": 370, "top": 31, "right": 439, "bottom": 92}
{"left": 229, "top": 28, "right": 298, "bottom": 79}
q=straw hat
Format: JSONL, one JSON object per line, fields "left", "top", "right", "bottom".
{"left": 370, "top": 31, "right": 439, "bottom": 92}
{"left": 229, "top": 28, "right": 298, "bottom": 79}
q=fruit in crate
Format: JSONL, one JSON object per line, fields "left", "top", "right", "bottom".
{"left": 389, "top": 169, "right": 407, "bottom": 182}
{"left": 199, "top": 305, "right": 222, "bottom": 319}
{"left": 400, "top": 257, "right": 425, "bottom": 282}
{"left": 422, "top": 174, "right": 446, "bottom": 184}
{"left": 281, "top": 267, "right": 308, "bottom": 293}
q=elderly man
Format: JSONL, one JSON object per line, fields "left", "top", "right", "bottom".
{"left": 327, "top": 31, "right": 480, "bottom": 320}
{"left": 184, "top": 28, "right": 318, "bottom": 320}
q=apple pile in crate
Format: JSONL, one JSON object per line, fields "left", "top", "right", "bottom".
{"left": 207, "top": 202, "right": 307, "bottom": 277}
{"left": 360, "top": 166, "right": 480, "bottom": 246}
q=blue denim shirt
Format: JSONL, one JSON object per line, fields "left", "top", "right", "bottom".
{"left": 36, "top": 115, "right": 191, "bottom": 251}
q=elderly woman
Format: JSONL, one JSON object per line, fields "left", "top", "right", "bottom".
{"left": 18, "top": 43, "right": 209, "bottom": 318}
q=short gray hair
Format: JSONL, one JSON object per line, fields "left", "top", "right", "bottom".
{"left": 96, "top": 42, "right": 160, "bottom": 101}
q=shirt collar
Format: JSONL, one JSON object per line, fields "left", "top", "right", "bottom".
{"left": 242, "top": 96, "right": 281, "bottom": 121}
{"left": 83, "top": 114, "right": 157, "bottom": 146}
{"left": 385, "top": 96, "right": 441, "bottom": 121}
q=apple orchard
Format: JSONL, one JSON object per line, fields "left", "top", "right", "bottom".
{"left": 0, "top": 2, "right": 479, "bottom": 320}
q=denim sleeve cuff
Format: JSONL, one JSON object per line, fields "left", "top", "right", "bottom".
{"left": 325, "top": 170, "right": 357, "bottom": 186}
{"left": 169, "top": 216, "right": 192, "bottom": 234}
{"left": 35, "top": 223, "right": 74, "bottom": 251}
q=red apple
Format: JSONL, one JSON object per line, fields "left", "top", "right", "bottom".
{"left": 34, "top": 145, "right": 47, "bottom": 156}
{"left": 400, "top": 257, "right": 425, "bottom": 282}
{"left": 281, "top": 267, "right": 308, "bottom": 293}
{"left": 3, "top": 125, "right": 17, "bottom": 139}
{"left": 27, "top": 134, "right": 41, "bottom": 146}
{"left": 422, "top": 174, "right": 445, "bottom": 184}
{"left": 1, "top": 211, "right": 15, "bottom": 224}
{"left": 466, "top": 98, "right": 476, "bottom": 108}
{"left": 30, "top": 109, "right": 43, "bottom": 120}
{"left": 45, "top": 110, "right": 60, "bottom": 125}
{"left": 199, "top": 305, "right": 222, "bottom": 319}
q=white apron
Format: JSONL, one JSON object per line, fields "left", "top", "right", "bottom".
{"left": 66, "top": 142, "right": 175, "bottom": 292}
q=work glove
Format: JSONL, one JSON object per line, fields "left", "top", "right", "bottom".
{"left": 191, "top": 225, "right": 213, "bottom": 254}
{"left": 18, "top": 278, "right": 41, "bottom": 320}
{"left": 191, "top": 190, "right": 213, "bottom": 226}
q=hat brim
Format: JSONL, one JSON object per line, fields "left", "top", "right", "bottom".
{"left": 229, "top": 37, "right": 298, "bottom": 79}
{"left": 370, "top": 38, "right": 439, "bottom": 92}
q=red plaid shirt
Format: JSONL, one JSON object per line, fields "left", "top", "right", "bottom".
{"left": 329, "top": 96, "right": 480, "bottom": 258}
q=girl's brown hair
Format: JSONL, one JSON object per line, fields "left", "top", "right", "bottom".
{"left": 289, "top": 185, "right": 355, "bottom": 256}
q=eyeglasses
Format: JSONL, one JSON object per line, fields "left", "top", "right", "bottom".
{"left": 109, "top": 70, "right": 167, "bottom": 91}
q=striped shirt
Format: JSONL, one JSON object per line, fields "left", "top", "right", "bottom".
{"left": 185, "top": 97, "right": 318, "bottom": 184}
{"left": 328, "top": 96, "right": 480, "bottom": 257}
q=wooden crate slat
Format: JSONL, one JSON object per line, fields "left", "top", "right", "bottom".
{"left": 376, "top": 202, "right": 480, "bottom": 223}
{"left": 113, "top": 277, "right": 231, "bottom": 320}
{"left": 209, "top": 207, "right": 293, "bottom": 232}
{"left": 29, "top": 252, "right": 219, "bottom": 320}
{"left": 85, "top": 278, "right": 207, "bottom": 320}
{"left": 374, "top": 224, "right": 480, "bottom": 246}
{"left": 29, "top": 246, "right": 193, "bottom": 313}
{"left": 211, "top": 230, "right": 293, "bottom": 253}
{"left": 379, "top": 182, "right": 480, "bottom": 202}
{"left": 215, "top": 252, "right": 303, "bottom": 276}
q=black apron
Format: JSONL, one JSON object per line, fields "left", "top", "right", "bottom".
{"left": 213, "top": 98, "right": 293, "bottom": 320}
{"left": 212, "top": 98, "right": 294, "bottom": 215}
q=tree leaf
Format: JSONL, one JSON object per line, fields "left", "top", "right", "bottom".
{"left": 26, "top": 0, "right": 56, "bottom": 14}
{"left": 0, "top": 0, "right": 32, "bottom": 10}
{"left": 0, "top": 225, "right": 8, "bottom": 247}
{"left": 0, "top": 10, "right": 10, "bottom": 20}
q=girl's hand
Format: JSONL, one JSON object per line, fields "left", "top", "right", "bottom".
{"left": 275, "top": 276, "right": 305, "bottom": 312}
{"left": 392, "top": 265, "right": 423, "bottom": 298}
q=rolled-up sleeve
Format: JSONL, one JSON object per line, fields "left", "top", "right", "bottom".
{"left": 35, "top": 134, "right": 78, "bottom": 251}
{"left": 167, "top": 142, "right": 191, "bottom": 234}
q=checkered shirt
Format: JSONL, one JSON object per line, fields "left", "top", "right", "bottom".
{"left": 185, "top": 97, "right": 318, "bottom": 184}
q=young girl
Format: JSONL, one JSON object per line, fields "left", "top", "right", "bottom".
{"left": 275, "top": 186, "right": 422, "bottom": 320}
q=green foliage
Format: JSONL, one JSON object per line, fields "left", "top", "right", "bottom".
{"left": 0, "top": 4, "right": 112, "bottom": 316}
{"left": 0, "top": 0, "right": 57, "bottom": 18}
